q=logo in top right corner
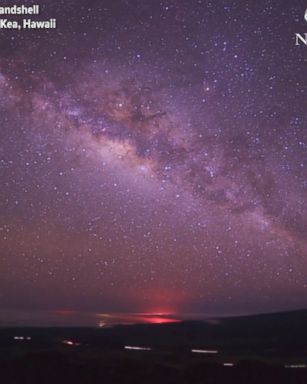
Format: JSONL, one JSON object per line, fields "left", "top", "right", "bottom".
{"left": 295, "top": 9, "right": 307, "bottom": 45}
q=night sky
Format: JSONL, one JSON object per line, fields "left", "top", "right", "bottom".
{"left": 0, "top": 0, "right": 307, "bottom": 325}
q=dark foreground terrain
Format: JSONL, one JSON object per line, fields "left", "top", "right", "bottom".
{"left": 1, "top": 309, "right": 307, "bottom": 383}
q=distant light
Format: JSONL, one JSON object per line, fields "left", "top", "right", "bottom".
{"left": 124, "top": 345, "right": 151, "bottom": 351}
{"left": 13, "top": 336, "right": 31, "bottom": 341}
{"left": 98, "top": 322, "right": 106, "bottom": 328}
{"left": 285, "top": 364, "right": 306, "bottom": 369}
{"left": 14, "top": 336, "right": 24, "bottom": 340}
{"left": 223, "top": 363, "right": 234, "bottom": 367}
{"left": 62, "top": 340, "right": 80, "bottom": 346}
{"left": 191, "top": 349, "right": 218, "bottom": 354}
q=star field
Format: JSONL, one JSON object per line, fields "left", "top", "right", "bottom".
{"left": 0, "top": 0, "right": 307, "bottom": 322}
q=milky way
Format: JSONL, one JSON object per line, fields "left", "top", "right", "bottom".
{"left": 0, "top": 0, "right": 307, "bottom": 323}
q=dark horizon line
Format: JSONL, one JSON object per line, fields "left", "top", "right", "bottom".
{"left": 1, "top": 306, "right": 307, "bottom": 328}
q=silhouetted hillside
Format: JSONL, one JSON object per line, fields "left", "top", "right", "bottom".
{"left": 1, "top": 309, "right": 307, "bottom": 383}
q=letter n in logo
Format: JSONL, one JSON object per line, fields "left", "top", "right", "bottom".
{"left": 295, "top": 33, "right": 307, "bottom": 45}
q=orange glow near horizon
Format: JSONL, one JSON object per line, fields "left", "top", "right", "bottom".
{"left": 51, "top": 309, "right": 182, "bottom": 326}
{"left": 97, "top": 311, "right": 181, "bottom": 325}
{"left": 143, "top": 316, "right": 180, "bottom": 324}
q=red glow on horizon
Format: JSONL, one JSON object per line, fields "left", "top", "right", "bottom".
{"left": 144, "top": 316, "right": 180, "bottom": 324}
{"left": 135, "top": 311, "right": 180, "bottom": 324}
{"left": 97, "top": 312, "right": 181, "bottom": 325}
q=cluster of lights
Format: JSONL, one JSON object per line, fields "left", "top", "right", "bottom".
{"left": 13, "top": 336, "right": 31, "bottom": 341}
{"left": 11, "top": 336, "right": 235, "bottom": 369}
